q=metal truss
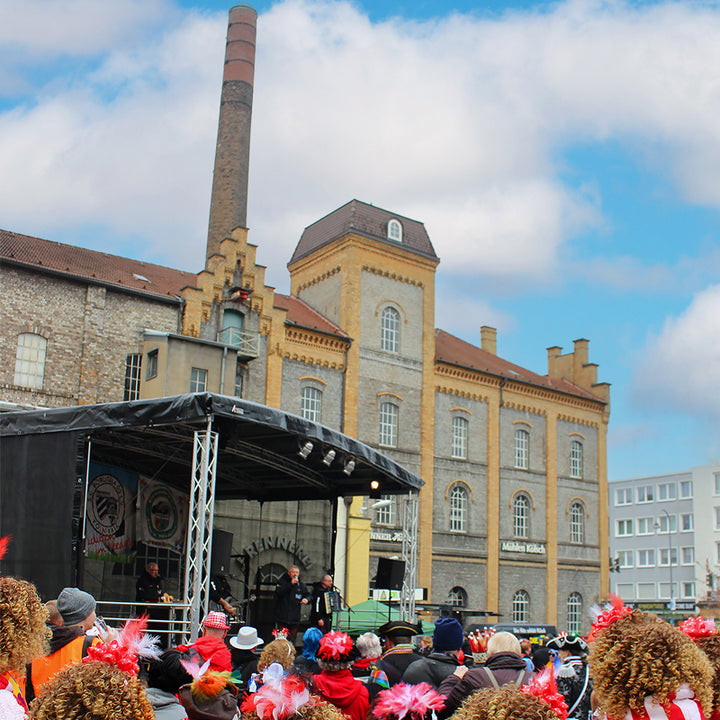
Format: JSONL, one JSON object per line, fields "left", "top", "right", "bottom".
{"left": 400, "top": 491, "right": 419, "bottom": 620}
{"left": 182, "top": 418, "right": 218, "bottom": 641}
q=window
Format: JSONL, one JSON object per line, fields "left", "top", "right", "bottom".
{"left": 146, "top": 349, "right": 159, "bottom": 379}
{"left": 617, "top": 519, "right": 633, "bottom": 537}
{"left": 682, "top": 582, "right": 696, "bottom": 599}
{"left": 14, "top": 333, "right": 47, "bottom": 389}
{"left": 637, "top": 583, "right": 655, "bottom": 599}
{"left": 447, "top": 586, "right": 467, "bottom": 607}
{"left": 681, "top": 514, "right": 694, "bottom": 532}
{"left": 682, "top": 547, "right": 695, "bottom": 565}
{"left": 618, "top": 550, "right": 634, "bottom": 568}
{"left": 659, "top": 548, "right": 678, "bottom": 566}
{"left": 715, "top": 507, "right": 720, "bottom": 531}
{"left": 658, "top": 582, "right": 677, "bottom": 600}
{"left": 387, "top": 219, "right": 403, "bottom": 242}
{"left": 637, "top": 549, "right": 655, "bottom": 567}
{"left": 570, "top": 441, "right": 583, "bottom": 479}
{"left": 657, "top": 514, "right": 677, "bottom": 534}
{"left": 376, "top": 496, "right": 395, "bottom": 525}
{"left": 616, "top": 583, "right": 634, "bottom": 600}
{"left": 380, "top": 307, "right": 400, "bottom": 353}
{"left": 234, "top": 361, "right": 244, "bottom": 398}
{"left": 615, "top": 488, "right": 633, "bottom": 506}
{"left": 716, "top": 542, "right": 720, "bottom": 564}
{"left": 514, "top": 429, "right": 529, "bottom": 469}
{"left": 658, "top": 483, "right": 676, "bottom": 501}
{"left": 513, "top": 494, "right": 530, "bottom": 538}
{"left": 567, "top": 593, "right": 582, "bottom": 634}
{"left": 512, "top": 590, "right": 529, "bottom": 622}
{"left": 636, "top": 517, "right": 654, "bottom": 536}
{"left": 123, "top": 354, "right": 142, "bottom": 401}
{"left": 680, "top": 480, "right": 693, "bottom": 499}
{"left": 637, "top": 485, "right": 654, "bottom": 503}
{"left": 379, "top": 402, "right": 398, "bottom": 447}
{"left": 300, "top": 386, "right": 322, "bottom": 422}
{"left": 569, "top": 502, "right": 584, "bottom": 543}
{"left": 190, "top": 367, "right": 207, "bottom": 393}
{"left": 451, "top": 416, "right": 468, "bottom": 459}
{"left": 449, "top": 485, "right": 467, "bottom": 532}
{"left": 715, "top": 473, "right": 720, "bottom": 495}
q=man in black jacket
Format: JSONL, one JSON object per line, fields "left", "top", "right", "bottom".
{"left": 274, "top": 565, "right": 310, "bottom": 641}
{"left": 403, "top": 617, "right": 465, "bottom": 688}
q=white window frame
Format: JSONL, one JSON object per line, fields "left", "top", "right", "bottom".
{"left": 146, "top": 348, "right": 159, "bottom": 379}
{"left": 681, "top": 547, "right": 694, "bottom": 566}
{"left": 14, "top": 332, "right": 47, "bottom": 390}
{"left": 513, "top": 494, "right": 530, "bottom": 538}
{"left": 658, "top": 483, "right": 677, "bottom": 501}
{"left": 658, "top": 582, "right": 678, "bottom": 600}
{"left": 387, "top": 219, "right": 403, "bottom": 242}
{"left": 514, "top": 429, "right": 529, "bottom": 469}
{"left": 637, "top": 549, "right": 656, "bottom": 567}
{"left": 567, "top": 592, "right": 582, "bottom": 634}
{"left": 570, "top": 440, "right": 583, "bottom": 479}
{"left": 449, "top": 485, "right": 467, "bottom": 533}
{"left": 300, "top": 386, "right": 322, "bottom": 423}
{"left": 617, "top": 519, "right": 633, "bottom": 537}
{"left": 376, "top": 495, "right": 396, "bottom": 525}
{"left": 380, "top": 306, "right": 400, "bottom": 353}
{"left": 680, "top": 480, "right": 693, "bottom": 499}
{"left": 636, "top": 517, "right": 654, "bottom": 536}
{"left": 615, "top": 487, "right": 632, "bottom": 506}
{"left": 512, "top": 590, "right": 529, "bottom": 622}
{"left": 681, "top": 514, "right": 694, "bottom": 532}
{"left": 657, "top": 514, "right": 677, "bottom": 534}
{"left": 123, "top": 353, "right": 142, "bottom": 401}
{"left": 190, "top": 367, "right": 208, "bottom": 393}
{"left": 637, "top": 485, "right": 654, "bottom": 503}
{"left": 658, "top": 548, "right": 678, "bottom": 567}
{"left": 379, "top": 402, "right": 399, "bottom": 447}
{"left": 451, "top": 416, "right": 468, "bottom": 459}
{"left": 569, "top": 502, "right": 584, "bottom": 544}
{"left": 715, "top": 473, "right": 720, "bottom": 495}
{"left": 447, "top": 586, "right": 467, "bottom": 607}
{"left": 715, "top": 507, "right": 720, "bottom": 531}
{"left": 637, "top": 582, "right": 656, "bottom": 599}
{"left": 618, "top": 550, "right": 634, "bottom": 568}
{"left": 682, "top": 582, "right": 695, "bottom": 599}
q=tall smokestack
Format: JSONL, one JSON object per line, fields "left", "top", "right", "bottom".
{"left": 206, "top": 4, "right": 257, "bottom": 260}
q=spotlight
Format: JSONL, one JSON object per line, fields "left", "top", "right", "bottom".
{"left": 370, "top": 479, "right": 379, "bottom": 490}
{"left": 298, "top": 441, "right": 313, "bottom": 459}
{"left": 371, "top": 499, "right": 391, "bottom": 509}
{"left": 322, "top": 449, "right": 336, "bottom": 466}
{"left": 343, "top": 459, "right": 356, "bottom": 476}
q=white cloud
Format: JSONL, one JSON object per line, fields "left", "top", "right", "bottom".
{"left": 634, "top": 284, "right": 720, "bottom": 417}
{"left": 434, "top": 292, "right": 517, "bottom": 338}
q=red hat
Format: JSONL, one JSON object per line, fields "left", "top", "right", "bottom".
{"left": 202, "top": 611, "right": 230, "bottom": 630}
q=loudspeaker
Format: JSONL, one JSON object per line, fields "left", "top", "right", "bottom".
{"left": 376, "top": 558, "right": 405, "bottom": 590}
{"left": 211, "top": 529, "right": 233, "bottom": 575}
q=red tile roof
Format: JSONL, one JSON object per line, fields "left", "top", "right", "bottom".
{"left": 435, "top": 329, "right": 605, "bottom": 403}
{"left": 0, "top": 229, "right": 195, "bottom": 301}
{"left": 274, "top": 293, "right": 350, "bottom": 339}
{"left": 289, "top": 199, "right": 439, "bottom": 265}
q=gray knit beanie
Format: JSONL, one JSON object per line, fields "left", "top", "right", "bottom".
{"left": 57, "top": 587, "right": 96, "bottom": 626}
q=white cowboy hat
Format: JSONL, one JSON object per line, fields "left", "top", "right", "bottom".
{"left": 230, "top": 625, "right": 264, "bottom": 650}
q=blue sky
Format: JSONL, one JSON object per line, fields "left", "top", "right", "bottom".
{"left": 2, "top": 0, "right": 720, "bottom": 481}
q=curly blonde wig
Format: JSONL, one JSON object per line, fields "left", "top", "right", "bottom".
{"left": 0, "top": 577, "right": 50, "bottom": 673}
{"left": 242, "top": 698, "right": 346, "bottom": 720}
{"left": 450, "top": 686, "right": 562, "bottom": 720}
{"left": 589, "top": 615, "right": 713, "bottom": 719}
{"left": 29, "top": 660, "right": 154, "bottom": 720}
{"left": 694, "top": 635, "right": 720, "bottom": 713}
{"left": 258, "top": 638, "right": 297, "bottom": 672}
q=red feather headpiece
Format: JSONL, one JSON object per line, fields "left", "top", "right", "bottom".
{"left": 372, "top": 682, "right": 445, "bottom": 720}
{"left": 521, "top": 669, "right": 568, "bottom": 720}
{"left": 318, "top": 631, "right": 354, "bottom": 661}
{"left": 588, "top": 593, "right": 632, "bottom": 640}
{"left": 241, "top": 673, "right": 311, "bottom": 719}
{"left": 680, "top": 616, "right": 717, "bottom": 640}
{"left": 0, "top": 535, "right": 10, "bottom": 562}
{"left": 83, "top": 615, "right": 160, "bottom": 676}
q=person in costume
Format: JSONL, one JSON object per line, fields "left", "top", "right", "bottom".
{"left": 588, "top": 597, "right": 712, "bottom": 720}
{"left": 403, "top": 618, "right": 465, "bottom": 689}
{"left": 258, "top": 637, "right": 297, "bottom": 673}
{"left": 679, "top": 616, "right": 720, "bottom": 720}
{"left": 294, "top": 627, "right": 323, "bottom": 678}
{"left": 370, "top": 681, "right": 445, "bottom": 720}
{"left": 546, "top": 634, "right": 592, "bottom": 720}
{"left": 146, "top": 649, "right": 193, "bottom": 720}
{"left": 312, "top": 631, "right": 369, "bottom": 720}
{"left": 0, "top": 569, "right": 50, "bottom": 719}
{"left": 377, "top": 621, "right": 424, "bottom": 686}
{"left": 181, "top": 612, "right": 232, "bottom": 673}
{"left": 178, "top": 661, "right": 240, "bottom": 720}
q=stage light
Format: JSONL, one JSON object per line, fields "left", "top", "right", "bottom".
{"left": 343, "top": 459, "right": 356, "bottom": 476}
{"left": 370, "top": 479, "right": 379, "bottom": 490}
{"left": 371, "top": 499, "right": 391, "bottom": 509}
{"left": 298, "top": 441, "right": 313, "bottom": 459}
{"left": 322, "top": 449, "right": 336, "bottom": 466}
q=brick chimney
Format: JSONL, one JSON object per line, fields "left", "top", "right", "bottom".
{"left": 481, "top": 326, "right": 497, "bottom": 355}
{"left": 206, "top": 4, "right": 257, "bottom": 261}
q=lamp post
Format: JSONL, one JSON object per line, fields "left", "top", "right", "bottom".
{"left": 662, "top": 509, "right": 675, "bottom": 623}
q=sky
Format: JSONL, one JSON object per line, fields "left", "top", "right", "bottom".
{"left": 2, "top": 0, "right": 720, "bottom": 481}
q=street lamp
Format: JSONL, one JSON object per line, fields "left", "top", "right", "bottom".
{"left": 662, "top": 509, "right": 675, "bottom": 622}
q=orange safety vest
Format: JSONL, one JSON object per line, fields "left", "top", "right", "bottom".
{"left": 30, "top": 635, "right": 95, "bottom": 696}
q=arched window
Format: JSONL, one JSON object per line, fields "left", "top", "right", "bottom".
{"left": 447, "top": 586, "right": 468, "bottom": 607}
{"left": 380, "top": 306, "right": 400, "bottom": 353}
{"left": 569, "top": 502, "right": 585, "bottom": 543}
{"left": 512, "top": 590, "right": 529, "bottom": 622}
{"left": 452, "top": 416, "right": 468, "bottom": 458}
{"left": 300, "top": 386, "right": 322, "bottom": 422}
{"left": 379, "top": 402, "right": 398, "bottom": 447}
{"left": 567, "top": 592, "right": 583, "bottom": 634}
{"left": 570, "top": 440, "right": 584, "bottom": 479}
{"left": 387, "top": 219, "right": 403, "bottom": 242}
{"left": 14, "top": 332, "right": 47, "bottom": 390}
{"left": 513, "top": 494, "right": 529, "bottom": 538}
{"left": 514, "top": 429, "right": 529, "bottom": 469}
{"left": 449, "top": 485, "right": 467, "bottom": 532}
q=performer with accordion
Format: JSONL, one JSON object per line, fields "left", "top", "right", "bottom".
{"left": 310, "top": 574, "right": 342, "bottom": 633}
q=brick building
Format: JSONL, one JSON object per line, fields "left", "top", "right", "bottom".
{"left": 0, "top": 4, "right": 609, "bottom": 631}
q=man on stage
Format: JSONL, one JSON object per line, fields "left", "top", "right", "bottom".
{"left": 274, "top": 565, "right": 310, "bottom": 641}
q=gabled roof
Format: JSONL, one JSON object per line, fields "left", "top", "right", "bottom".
{"left": 274, "top": 293, "right": 350, "bottom": 339}
{"left": 289, "top": 199, "right": 439, "bottom": 265}
{"left": 0, "top": 229, "right": 195, "bottom": 301}
{"left": 435, "top": 329, "right": 605, "bottom": 403}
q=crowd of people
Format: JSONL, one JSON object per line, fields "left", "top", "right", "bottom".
{"left": 3, "top": 546, "right": 720, "bottom": 720}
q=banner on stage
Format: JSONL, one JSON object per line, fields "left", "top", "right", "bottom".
{"left": 85, "top": 463, "right": 137, "bottom": 563}
{"left": 137, "top": 476, "right": 189, "bottom": 554}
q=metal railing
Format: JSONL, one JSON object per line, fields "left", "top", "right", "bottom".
{"left": 217, "top": 327, "right": 259, "bottom": 357}
{"left": 96, "top": 601, "right": 192, "bottom": 647}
